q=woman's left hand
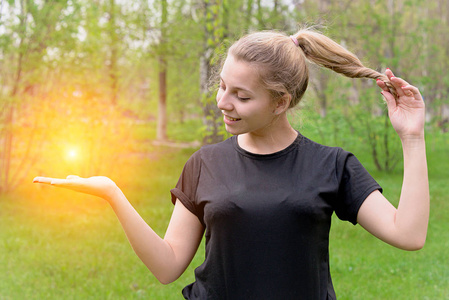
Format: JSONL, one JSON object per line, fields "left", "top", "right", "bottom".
{"left": 377, "top": 69, "right": 425, "bottom": 140}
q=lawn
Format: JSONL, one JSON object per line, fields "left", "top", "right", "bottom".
{"left": 0, "top": 121, "right": 447, "bottom": 299}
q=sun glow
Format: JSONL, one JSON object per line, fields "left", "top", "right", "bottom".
{"left": 66, "top": 147, "right": 80, "bottom": 161}
{"left": 68, "top": 149, "right": 77, "bottom": 158}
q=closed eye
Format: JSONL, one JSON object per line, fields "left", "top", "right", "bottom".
{"left": 237, "top": 96, "right": 250, "bottom": 101}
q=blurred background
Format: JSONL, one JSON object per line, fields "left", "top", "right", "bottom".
{"left": 0, "top": 0, "right": 448, "bottom": 299}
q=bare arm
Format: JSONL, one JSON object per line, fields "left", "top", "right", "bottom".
{"left": 33, "top": 176, "right": 204, "bottom": 283}
{"left": 357, "top": 69, "right": 429, "bottom": 250}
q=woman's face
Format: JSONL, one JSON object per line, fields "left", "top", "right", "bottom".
{"left": 216, "top": 55, "right": 279, "bottom": 136}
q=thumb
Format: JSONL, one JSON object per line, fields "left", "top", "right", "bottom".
{"left": 381, "top": 91, "right": 397, "bottom": 114}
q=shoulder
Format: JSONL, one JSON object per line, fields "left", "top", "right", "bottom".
{"left": 201, "top": 136, "right": 234, "bottom": 151}
{"left": 297, "top": 136, "right": 362, "bottom": 176}
{"left": 298, "top": 136, "right": 346, "bottom": 160}
{"left": 182, "top": 137, "right": 235, "bottom": 168}
{"left": 196, "top": 136, "right": 235, "bottom": 158}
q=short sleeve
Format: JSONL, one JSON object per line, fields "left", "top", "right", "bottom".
{"left": 170, "top": 150, "right": 204, "bottom": 225}
{"left": 334, "top": 149, "right": 382, "bottom": 225}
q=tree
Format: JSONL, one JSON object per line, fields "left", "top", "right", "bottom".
{"left": 106, "top": 0, "right": 120, "bottom": 105}
{"left": 200, "top": 0, "right": 227, "bottom": 145}
{"left": 156, "top": 0, "right": 168, "bottom": 141}
{"left": 0, "top": 0, "right": 81, "bottom": 193}
{"left": 0, "top": 0, "right": 27, "bottom": 194}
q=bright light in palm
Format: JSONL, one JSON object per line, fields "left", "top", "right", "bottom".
{"left": 68, "top": 149, "right": 77, "bottom": 158}
{"left": 66, "top": 147, "right": 79, "bottom": 161}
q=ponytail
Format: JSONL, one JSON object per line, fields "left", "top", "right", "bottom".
{"left": 291, "top": 29, "right": 397, "bottom": 99}
{"left": 227, "top": 28, "right": 395, "bottom": 110}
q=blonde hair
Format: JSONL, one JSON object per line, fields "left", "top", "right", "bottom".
{"left": 228, "top": 29, "right": 395, "bottom": 108}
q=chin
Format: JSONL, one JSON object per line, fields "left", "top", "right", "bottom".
{"left": 225, "top": 125, "right": 247, "bottom": 136}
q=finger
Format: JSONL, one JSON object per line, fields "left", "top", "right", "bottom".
{"left": 67, "top": 175, "right": 81, "bottom": 180}
{"left": 385, "top": 68, "right": 399, "bottom": 84}
{"left": 385, "top": 68, "right": 394, "bottom": 78}
{"left": 384, "top": 69, "right": 411, "bottom": 98}
{"left": 381, "top": 90, "right": 397, "bottom": 113}
{"left": 380, "top": 69, "right": 401, "bottom": 99}
{"left": 50, "top": 178, "right": 86, "bottom": 187}
{"left": 390, "top": 76, "right": 412, "bottom": 98}
{"left": 376, "top": 79, "right": 390, "bottom": 92}
{"left": 401, "top": 87, "right": 414, "bottom": 97}
{"left": 401, "top": 85, "right": 423, "bottom": 100}
{"left": 33, "top": 176, "right": 58, "bottom": 185}
{"left": 48, "top": 178, "right": 71, "bottom": 186}
{"left": 33, "top": 176, "right": 76, "bottom": 186}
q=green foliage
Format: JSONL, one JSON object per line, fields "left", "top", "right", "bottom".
{"left": 2, "top": 0, "right": 446, "bottom": 193}
{"left": 294, "top": 74, "right": 401, "bottom": 172}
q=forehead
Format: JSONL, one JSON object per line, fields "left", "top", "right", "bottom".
{"left": 220, "top": 55, "right": 262, "bottom": 91}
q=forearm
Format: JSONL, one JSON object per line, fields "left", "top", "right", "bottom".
{"left": 107, "top": 188, "right": 180, "bottom": 284}
{"left": 394, "top": 136, "right": 429, "bottom": 248}
{"left": 365, "top": 70, "right": 428, "bottom": 250}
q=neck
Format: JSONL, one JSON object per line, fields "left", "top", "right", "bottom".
{"left": 237, "top": 114, "right": 298, "bottom": 154}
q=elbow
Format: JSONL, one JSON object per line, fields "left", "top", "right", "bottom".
{"left": 401, "top": 236, "right": 427, "bottom": 251}
{"left": 158, "top": 279, "right": 173, "bottom": 286}
{"left": 410, "top": 239, "right": 426, "bottom": 251}
{"left": 404, "top": 244, "right": 424, "bottom": 251}
{"left": 140, "top": 259, "right": 181, "bottom": 285}
{"left": 158, "top": 277, "right": 175, "bottom": 286}
{"left": 155, "top": 273, "right": 181, "bottom": 285}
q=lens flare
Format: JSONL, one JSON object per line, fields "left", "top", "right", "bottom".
{"left": 66, "top": 147, "right": 79, "bottom": 161}
{"left": 68, "top": 149, "right": 77, "bottom": 158}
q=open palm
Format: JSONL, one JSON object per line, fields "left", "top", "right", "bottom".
{"left": 33, "top": 175, "right": 119, "bottom": 201}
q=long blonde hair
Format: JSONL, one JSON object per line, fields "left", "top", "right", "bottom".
{"left": 228, "top": 28, "right": 395, "bottom": 108}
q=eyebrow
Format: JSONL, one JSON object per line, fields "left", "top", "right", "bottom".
{"left": 219, "top": 76, "right": 253, "bottom": 94}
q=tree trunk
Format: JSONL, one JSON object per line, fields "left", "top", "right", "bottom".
{"left": 0, "top": 0, "right": 25, "bottom": 194}
{"left": 157, "top": 0, "right": 168, "bottom": 141}
{"left": 1, "top": 106, "right": 14, "bottom": 194}
{"left": 157, "top": 56, "right": 168, "bottom": 141}
{"left": 245, "top": 0, "right": 253, "bottom": 30}
{"left": 200, "top": 0, "right": 225, "bottom": 145}
{"left": 108, "top": 0, "right": 119, "bottom": 105}
{"left": 256, "top": 0, "right": 264, "bottom": 28}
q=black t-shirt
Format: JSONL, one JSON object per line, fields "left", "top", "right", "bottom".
{"left": 170, "top": 134, "right": 382, "bottom": 300}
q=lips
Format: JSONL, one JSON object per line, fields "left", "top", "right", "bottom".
{"left": 224, "top": 115, "right": 241, "bottom": 121}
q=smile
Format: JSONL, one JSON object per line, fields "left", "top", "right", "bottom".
{"left": 224, "top": 115, "right": 241, "bottom": 121}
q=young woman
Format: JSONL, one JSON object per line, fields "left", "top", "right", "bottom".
{"left": 33, "top": 29, "right": 429, "bottom": 299}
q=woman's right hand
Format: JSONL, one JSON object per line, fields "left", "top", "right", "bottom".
{"left": 33, "top": 175, "right": 119, "bottom": 202}
{"left": 33, "top": 175, "right": 205, "bottom": 284}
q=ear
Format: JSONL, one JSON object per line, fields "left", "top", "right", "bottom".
{"left": 273, "top": 93, "right": 291, "bottom": 115}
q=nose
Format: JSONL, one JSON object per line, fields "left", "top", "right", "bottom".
{"left": 216, "top": 90, "right": 233, "bottom": 111}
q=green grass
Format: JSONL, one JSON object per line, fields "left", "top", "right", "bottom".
{"left": 329, "top": 169, "right": 449, "bottom": 299}
{"left": 0, "top": 120, "right": 448, "bottom": 299}
{"left": 0, "top": 147, "right": 201, "bottom": 300}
